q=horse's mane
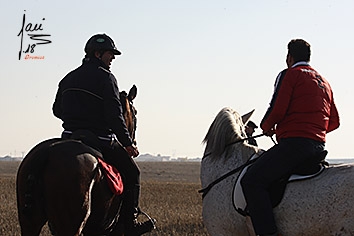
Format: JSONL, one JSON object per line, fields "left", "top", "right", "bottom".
{"left": 203, "top": 107, "right": 246, "bottom": 159}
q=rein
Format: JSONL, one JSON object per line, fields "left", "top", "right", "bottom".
{"left": 199, "top": 134, "right": 272, "bottom": 199}
{"left": 198, "top": 156, "right": 259, "bottom": 199}
{"left": 202, "top": 133, "right": 266, "bottom": 159}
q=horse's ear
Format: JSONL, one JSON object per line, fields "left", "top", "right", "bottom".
{"left": 241, "top": 109, "right": 255, "bottom": 125}
{"left": 128, "top": 85, "right": 137, "bottom": 101}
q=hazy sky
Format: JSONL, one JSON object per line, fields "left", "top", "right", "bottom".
{"left": 1, "top": 0, "right": 353, "bottom": 158}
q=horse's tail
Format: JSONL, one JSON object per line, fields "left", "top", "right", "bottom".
{"left": 22, "top": 173, "right": 37, "bottom": 215}
{"left": 17, "top": 139, "right": 59, "bottom": 216}
{"left": 16, "top": 138, "right": 61, "bottom": 235}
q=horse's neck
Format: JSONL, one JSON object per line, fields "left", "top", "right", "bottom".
{"left": 201, "top": 144, "right": 255, "bottom": 187}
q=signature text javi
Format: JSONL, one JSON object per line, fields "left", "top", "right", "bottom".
{"left": 17, "top": 10, "right": 52, "bottom": 60}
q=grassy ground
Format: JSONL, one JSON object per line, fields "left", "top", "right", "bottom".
{"left": 0, "top": 161, "right": 209, "bottom": 235}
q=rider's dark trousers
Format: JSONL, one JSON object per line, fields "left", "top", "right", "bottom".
{"left": 101, "top": 142, "right": 140, "bottom": 191}
{"left": 240, "top": 137, "right": 325, "bottom": 235}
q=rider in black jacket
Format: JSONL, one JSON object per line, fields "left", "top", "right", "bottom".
{"left": 53, "top": 33, "right": 155, "bottom": 236}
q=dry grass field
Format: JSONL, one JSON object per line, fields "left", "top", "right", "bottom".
{"left": 0, "top": 161, "right": 209, "bottom": 236}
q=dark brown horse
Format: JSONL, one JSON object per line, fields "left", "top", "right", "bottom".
{"left": 16, "top": 85, "right": 138, "bottom": 236}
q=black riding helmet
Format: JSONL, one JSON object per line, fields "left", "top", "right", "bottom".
{"left": 84, "top": 33, "right": 121, "bottom": 55}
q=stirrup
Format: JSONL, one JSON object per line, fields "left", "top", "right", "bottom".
{"left": 127, "top": 208, "right": 156, "bottom": 236}
{"left": 136, "top": 208, "right": 156, "bottom": 230}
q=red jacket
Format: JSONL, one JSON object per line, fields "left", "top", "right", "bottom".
{"left": 261, "top": 62, "right": 340, "bottom": 142}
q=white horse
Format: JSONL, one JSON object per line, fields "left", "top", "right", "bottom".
{"left": 200, "top": 107, "right": 354, "bottom": 236}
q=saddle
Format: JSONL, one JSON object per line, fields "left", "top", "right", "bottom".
{"left": 69, "top": 129, "right": 104, "bottom": 154}
{"left": 66, "top": 130, "right": 123, "bottom": 195}
{"left": 233, "top": 150, "right": 328, "bottom": 216}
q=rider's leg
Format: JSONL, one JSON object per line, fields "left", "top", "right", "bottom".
{"left": 241, "top": 137, "right": 324, "bottom": 235}
{"left": 122, "top": 185, "right": 156, "bottom": 236}
{"left": 102, "top": 142, "right": 156, "bottom": 235}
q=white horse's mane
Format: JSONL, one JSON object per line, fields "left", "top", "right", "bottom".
{"left": 203, "top": 107, "right": 248, "bottom": 160}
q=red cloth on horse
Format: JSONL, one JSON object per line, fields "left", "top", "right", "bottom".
{"left": 97, "top": 158, "right": 124, "bottom": 195}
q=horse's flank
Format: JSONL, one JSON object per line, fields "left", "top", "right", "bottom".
{"left": 43, "top": 141, "right": 100, "bottom": 234}
{"left": 275, "top": 163, "right": 354, "bottom": 235}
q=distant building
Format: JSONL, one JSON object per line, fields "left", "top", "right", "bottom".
{"left": 0, "top": 156, "right": 23, "bottom": 161}
{"left": 135, "top": 154, "right": 171, "bottom": 162}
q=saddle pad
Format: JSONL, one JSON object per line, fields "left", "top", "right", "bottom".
{"left": 232, "top": 153, "right": 326, "bottom": 216}
{"left": 232, "top": 152, "right": 261, "bottom": 216}
{"left": 97, "top": 158, "right": 124, "bottom": 195}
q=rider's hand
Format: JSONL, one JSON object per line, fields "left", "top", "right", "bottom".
{"left": 125, "top": 145, "right": 139, "bottom": 158}
{"left": 263, "top": 128, "right": 275, "bottom": 137}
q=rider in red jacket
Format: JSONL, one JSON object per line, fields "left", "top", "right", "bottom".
{"left": 261, "top": 63, "right": 339, "bottom": 142}
{"left": 241, "top": 39, "right": 340, "bottom": 236}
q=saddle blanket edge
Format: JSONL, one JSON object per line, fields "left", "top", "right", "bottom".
{"left": 97, "top": 158, "right": 124, "bottom": 195}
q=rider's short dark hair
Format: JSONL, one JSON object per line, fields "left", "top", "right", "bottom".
{"left": 288, "top": 39, "right": 311, "bottom": 63}
{"left": 85, "top": 49, "right": 106, "bottom": 59}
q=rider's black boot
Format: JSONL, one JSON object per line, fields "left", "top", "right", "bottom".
{"left": 123, "top": 186, "right": 156, "bottom": 236}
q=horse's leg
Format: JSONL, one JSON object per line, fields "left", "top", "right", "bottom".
{"left": 43, "top": 154, "right": 98, "bottom": 236}
{"left": 44, "top": 184, "right": 93, "bottom": 236}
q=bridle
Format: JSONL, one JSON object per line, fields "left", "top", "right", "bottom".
{"left": 199, "top": 134, "right": 275, "bottom": 198}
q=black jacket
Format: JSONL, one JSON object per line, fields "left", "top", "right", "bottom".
{"left": 53, "top": 57, "right": 132, "bottom": 147}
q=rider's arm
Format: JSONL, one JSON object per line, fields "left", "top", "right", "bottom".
{"left": 102, "top": 73, "right": 132, "bottom": 147}
{"left": 53, "top": 82, "right": 63, "bottom": 119}
{"left": 327, "top": 97, "right": 340, "bottom": 133}
{"left": 261, "top": 69, "right": 292, "bottom": 133}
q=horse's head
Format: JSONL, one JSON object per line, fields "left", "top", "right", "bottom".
{"left": 203, "top": 107, "right": 253, "bottom": 160}
{"left": 120, "top": 85, "right": 138, "bottom": 144}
